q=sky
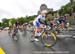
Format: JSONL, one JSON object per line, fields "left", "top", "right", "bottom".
{"left": 0, "top": 0, "right": 70, "bottom": 22}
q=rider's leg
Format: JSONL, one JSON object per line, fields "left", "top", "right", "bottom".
{"left": 34, "top": 28, "right": 38, "bottom": 37}
{"left": 33, "top": 22, "right": 40, "bottom": 41}
{"left": 34, "top": 27, "right": 43, "bottom": 36}
{"left": 8, "top": 26, "right": 12, "bottom": 33}
{"left": 33, "top": 27, "right": 39, "bottom": 41}
{"left": 12, "top": 26, "right": 16, "bottom": 37}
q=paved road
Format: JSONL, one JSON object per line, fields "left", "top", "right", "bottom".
{"left": 0, "top": 30, "right": 75, "bottom": 54}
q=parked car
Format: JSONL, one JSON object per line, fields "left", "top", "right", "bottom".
{"left": 3, "top": 27, "right": 9, "bottom": 31}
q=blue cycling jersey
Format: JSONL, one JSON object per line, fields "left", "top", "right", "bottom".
{"left": 33, "top": 15, "right": 45, "bottom": 28}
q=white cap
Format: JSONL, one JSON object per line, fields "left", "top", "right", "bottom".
{"left": 41, "top": 10, "right": 48, "bottom": 14}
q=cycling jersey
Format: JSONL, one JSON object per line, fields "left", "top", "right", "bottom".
{"left": 33, "top": 15, "right": 45, "bottom": 28}
{"left": 14, "top": 22, "right": 20, "bottom": 27}
{"left": 58, "top": 17, "right": 66, "bottom": 24}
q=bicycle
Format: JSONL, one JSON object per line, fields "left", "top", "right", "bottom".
{"left": 30, "top": 25, "right": 57, "bottom": 47}
{"left": 8, "top": 26, "right": 13, "bottom": 36}
{"left": 22, "top": 24, "right": 28, "bottom": 36}
{"left": 12, "top": 26, "right": 19, "bottom": 41}
{"left": 52, "top": 24, "right": 75, "bottom": 40}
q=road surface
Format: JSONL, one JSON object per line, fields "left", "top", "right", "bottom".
{"left": 0, "top": 30, "right": 75, "bottom": 54}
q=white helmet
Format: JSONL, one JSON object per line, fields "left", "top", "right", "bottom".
{"left": 41, "top": 10, "right": 48, "bottom": 14}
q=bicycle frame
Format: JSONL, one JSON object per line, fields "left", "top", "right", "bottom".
{"left": 36, "top": 26, "right": 50, "bottom": 36}
{"left": 36, "top": 29, "right": 44, "bottom": 36}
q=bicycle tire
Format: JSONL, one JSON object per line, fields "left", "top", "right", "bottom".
{"left": 41, "top": 32, "right": 57, "bottom": 47}
{"left": 12, "top": 30, "right": 19, "bottom": 41}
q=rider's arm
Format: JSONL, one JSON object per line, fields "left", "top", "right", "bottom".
{"left": 44, "top": 20, "right": 48, "bottom": 25}
{"left": 38, "top": 18, "right": 47, "bottom": 25}
{"left": 38, "top": 18, "right": 44, "bottom": 24}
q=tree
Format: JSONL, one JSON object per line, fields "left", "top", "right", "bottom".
{"left": 59, "top": 2, "right": 75, "bottom": 16}
{"left": 0, "top": 22, "right": 1, "bottom": 27}
{"left": 2, "top": 18, "right": 9, "bottom": 27}
{"left": 0, "top": 15, "right": 37, "bottom": 27}
{"left": 10, "top": 18, "right": 16, "bottom": 24}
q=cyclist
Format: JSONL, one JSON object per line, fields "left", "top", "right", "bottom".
{"left": 22, "top": 23, "right": 28, "bottom": 31}
{"left": 58, "top": 16, "right": 66, "bottom": 29}
{"left": 64, "top": 14, "right": 70, "bottom": 29}
{"left": 8, "top": 19, "right": 13, "bottom": 34}
{"left": 33, "top": 10, "right": 48, "bottom": 41}
{"left": 12, "top": 19, "right": 21, "bottom": 37}
{"left": 51, "top": 18, "right": 57, "bottom": 26}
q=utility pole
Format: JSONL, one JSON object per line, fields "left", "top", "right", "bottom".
{"left": 70, "top": 0, "right": 73, "bottom": 16}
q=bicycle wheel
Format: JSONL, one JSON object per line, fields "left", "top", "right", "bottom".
{"left": 12, "top": 29, "right": 18, "bottom": 41}
{"left": 12, "top": 33, "right": 19, "bottom": 41}
{"left": 41, "top": 32, "right": 57, "bottom": 47}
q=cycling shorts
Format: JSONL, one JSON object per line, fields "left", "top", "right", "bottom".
{"left": 33, "top": 21, "right": 40, "bottom": 28}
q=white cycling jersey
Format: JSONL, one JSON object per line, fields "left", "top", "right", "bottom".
{"left": 33, "top": 15, "right": 45, "bottom": 27}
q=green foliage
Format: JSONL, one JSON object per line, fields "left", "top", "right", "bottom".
{"left": 0, "top": 22, "right": 1, "bottom": 27}
{"left": 1, "top": 18, "right": 9, "bottom": 27}
{"left": 59, "top": 2, "right": 75, "bottom": 16}
{"left": 11, "top": 18, "right": 16, "bottom": 24}
{"left": 1, "top": 15, "right": 37, "bottom": 27}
